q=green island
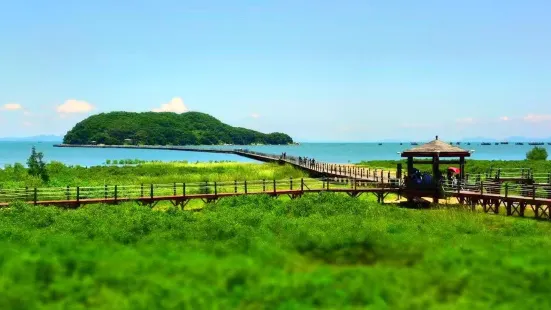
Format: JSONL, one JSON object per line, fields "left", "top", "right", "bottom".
{"left": 62, "top": 111, "right": 294, "bottom": 145}
{"left": 1, "top": 156, "right": 551, "bottom": 308}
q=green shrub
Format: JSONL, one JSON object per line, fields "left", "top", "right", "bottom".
{"left": 526, "top": 147, "right": 548, "bottom": 160}
{"left": 26, "top": 146, "right": 49, "bottom": 183}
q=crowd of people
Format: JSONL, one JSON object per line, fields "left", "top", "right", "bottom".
{"left": 298, "top": 156, "right": 315, "bottom": 167}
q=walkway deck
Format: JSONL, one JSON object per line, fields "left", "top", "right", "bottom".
{"left": 54, "top": 144, "right": 398, "bottom": 183}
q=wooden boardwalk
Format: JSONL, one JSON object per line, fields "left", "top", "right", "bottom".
{"left": 54, "top": 144, "right": 398, "bottom": 183}
{"left": 0, "top": 178, "right": 399, "bottom": 208}
{"left": 45, "top": 144, "right": 551, "bottom": 221}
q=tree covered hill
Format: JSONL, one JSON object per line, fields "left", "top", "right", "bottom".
{"left": 62, "top": 112, "right": 294, "bottom": 145}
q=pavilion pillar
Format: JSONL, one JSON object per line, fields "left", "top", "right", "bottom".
{"left": 432, "top": 155, "right": 440, "bottom": 204}
{"left": 459, "top": 156, "right": 465, "bottom": 181}
{"left": 406, "top": 157, "right": 413, "bottom": 203}
{"left": 407, "top": 157, "right": 413, "bottom": 178}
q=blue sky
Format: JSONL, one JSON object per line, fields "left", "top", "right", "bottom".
{"left": 1, "top": 0, "right": 550, "bottom": 142}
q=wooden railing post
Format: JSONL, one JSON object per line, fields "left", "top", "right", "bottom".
{"left": 505, "top": 183, "right": 508, "bottom": 198}
{"left": 173, "top": 182, "right": 176, "bottom": 196}
{"left": 66, "top": 185, "right": 70, "bottom": 200}
{"left": 77, "top": 186, "right": 80, "bottom": 204}
{"left": 114, "top": 185, "right": 118, "bottom": 202}
{"left": 141, "top": 183, "right": 144, "bottom": 197}
{"left": 214, "top": 182, "right": 217, "bottom": 196}
{"left": 25, "top": 186, "right": 29, "bottom": 201}
{"left": 301, "top": 178, "right": 304, "bottom": 192}
{"left": 183, "top": 183, "right": 186, "bottom": 197}
{"left": 290, "top": 177, "right": 293, "bottom": 190}
{"left": 234, "top": 180, "right": 237, "bottom": 193}
{"left": 532, "top": 185, "right": 536, "bottom": 200}
{"left": 273, "top": 179, "right": 276, "bottom": 194}
{"left": 104, "top": 185, "right": 107, "bottom": 199}
{"left": 244, "top": 180, "right": 248, "bottom": 194}
{"left": 263, "top": 179, "right": 266, "bottom": 192}
{"left": 480, "top": 182, "right": 484, "bottom": 194}
{"left": 34, "top": 188, "right": 37, "bottom": 205}
{"left": 150, "top": 184, "right": 154, "bottom": 199}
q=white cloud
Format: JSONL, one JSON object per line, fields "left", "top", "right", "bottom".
{"left": 152, "top": 97, "right": 189, "bottom": 113}
{"left": 57, "top": 99, "right": 95, "bottom": 114}
{"left": 2, "top": 103, "right": 23, "bottom": 111}
{"left": 499, "top": 116, "right": 510, "bottom": 121}
{"left": 523, "top": 114, "right": 551, "bottom": 123}
{"left": 22, "top": 121, "right": 32, "bottom": 127}
{"left": 251, "top": 113, "right": 260, "bottom": 119}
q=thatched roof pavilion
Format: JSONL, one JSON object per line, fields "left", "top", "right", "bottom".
{"left": 401, "top": 137, "right": 471, "bottom": 158}
{"left": 401, "top": 136, "right": 470, "bottom": 203}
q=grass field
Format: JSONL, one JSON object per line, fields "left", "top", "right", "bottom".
{"left": 0, "top": 161, "right": 308, "bottom": 189}
{"left": 2, "top": 194, "right": 551, "bottom": 309}
{"left": 2, "top": 160, "right": 551, "bottom": 309}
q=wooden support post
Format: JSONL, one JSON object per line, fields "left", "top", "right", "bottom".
{"left": 244, "top": 180, "right": 248, "bottom": 194}
{"left": 141, "top": 183, "right": 144, "bottom": 197}
{"left": 77, "top": 186, "right": 80, "bottom": 204}
{"left": 104, "top": 185, "right": 107, "bottom": 199}
{"left": 66, "top": 186, "right": 70, "bottom": 200}
{"left": 234, "top": 180, "right": 237, "bottom": 193}
{"left": 532, "top": 185, "right": 536, "bottom": 200}
{"left": 480, "top": 182, "right": 484, "bottom": 194}
{"left": 273, "top": 179, "right": 276, "bottom": 194}
{"left": 301, "top": 178, "right": 304, "bottom": 192}
{"left": 173, "top": 182, "right": 176, "bottom": 196}
{"left": 263, "top": 179, "right": 266, "bottom": 192}
{"left": 214, "top": 182, "right": 217, "bottom": 196}
{"left": 505, "top": 183, "right": 508, "bottom": 198}
{"left": 25, "top": 186, "right": 29, "bottom": 201}
{"left": 33, "top": 188, "right": 37, "bottom": 205}
{"left": 183, "top": 183, "right": 186, "bottom": 197}
{"left": 150, "top": 184, "right": 154, "bottom": 199}
{"left": 114, "top": 185, "right": 117, "bottom": 203}
{"left": 290, "top": 177, "right": 293, "bottom": 190}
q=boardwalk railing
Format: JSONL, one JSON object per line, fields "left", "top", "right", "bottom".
{"left": 234, "top": 149, "right": 399, "bottom": 183}
{"left": 443, "top": 180, "right": 551, "bottom": 200}
{"left": 0, "top": 177, "right": 402, "bottom": 207}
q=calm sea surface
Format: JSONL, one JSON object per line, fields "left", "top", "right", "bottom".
{"left": 1, "top": 142, "right": 550, "bottom": 167}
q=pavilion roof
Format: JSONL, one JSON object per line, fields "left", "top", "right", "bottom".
{"left": 401, "top": 136, "right": 471, "bottom": 157}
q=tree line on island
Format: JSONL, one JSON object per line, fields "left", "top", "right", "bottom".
{"left": 62, "top": 112, "right": 294, "bottom": 146}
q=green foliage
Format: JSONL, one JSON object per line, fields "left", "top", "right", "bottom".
{"left": 26, "top": 146, "right": 49, "bottom": 183}
{"left": 526, "top": 147, "right": 548, "bottom": 161}
{"left": 1, "top": 196, "right": 551, "bottom": 308}
{"left": 0, "top": 161, "right": 307, "bottom": 188}
{"left": 62, "top": 111, "right": 293, "bottom": 145}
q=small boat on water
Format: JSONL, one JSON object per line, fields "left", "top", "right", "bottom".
{"left": 456, "top": 142, "right": 461, "bottom": 145}
{"left": 500, "top": 142, "right": 509, "bottom": 145}
{"left": 528, "top": 142, "right": 544, "bottom": 145}
{"left": 378, "top": 143, "right": 382, "bottom": 145}
{"left": 494, "top": 142, "right": 499, "bottom": 145}
{"left": 467, "top": 142, "right": 471, "bottom": 145}
{"left": 481, "top": 142, "right": 491, "bottom": 145}
{"left": 410, "top": 142, "right": 418, "bottom": 145}
{"left": 515, "top": 142, "right": 524, "bottom": 145}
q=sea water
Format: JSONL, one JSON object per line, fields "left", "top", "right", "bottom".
{"left": 1, "top": 141, "right": 549, "bottom": 167}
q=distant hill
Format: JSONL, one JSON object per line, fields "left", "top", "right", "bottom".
{"left": 62, "top": 111, "right": 294, "bottom": 145}
{"left": 0, "top": 135, "right": 63, "bottom": 142}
